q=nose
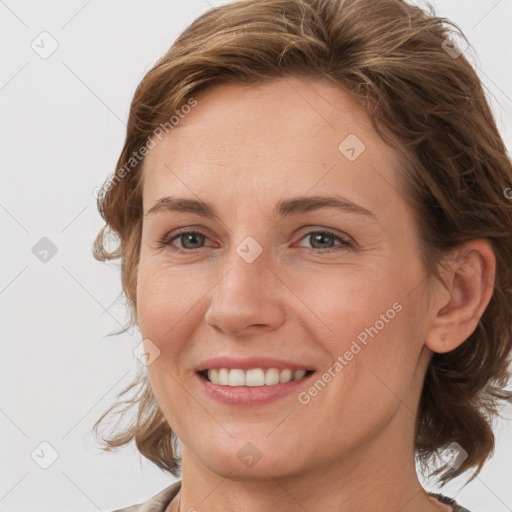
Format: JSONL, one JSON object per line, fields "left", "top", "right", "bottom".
{"left": 203, "top": 250, "right": 287, "bottom": 336}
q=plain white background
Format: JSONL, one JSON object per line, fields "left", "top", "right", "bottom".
{"left": 1, "top": 1, "right": 511, "bottom": 511}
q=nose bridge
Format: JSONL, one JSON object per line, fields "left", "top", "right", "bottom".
{"left": 204, "top": 228, "right": 284, "bottom": 334}
{"left": 219, "top": 196, "right": 272, "bottom": 284}
{"left": 224, "top": 234, "right": 268, "bottom": 296}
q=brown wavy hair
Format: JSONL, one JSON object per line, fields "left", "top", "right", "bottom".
{"left": 92, "top": 0, "right": 512, "bottom": 485}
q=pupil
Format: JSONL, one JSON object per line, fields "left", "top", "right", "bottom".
{"left": 312, "top": 233, "right": 332, "bottom": 248}
{"left": 183, "top": 233, "right": 203, "bottom": 248}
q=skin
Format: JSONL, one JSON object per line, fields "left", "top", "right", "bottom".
{"left": 135, "top": 77, "right": 495, "bottom": 512}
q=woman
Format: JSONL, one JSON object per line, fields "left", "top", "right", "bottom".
{"left": 92, "top": 0, "right": 512, "bottom": 511}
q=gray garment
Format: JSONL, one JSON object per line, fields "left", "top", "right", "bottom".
{"left": 111, "top": 481, "right": 472, "bottom": 512}
{"left": 429, "top": 492, "right": 472, "bottom": 512}
{"left": 111, "top": 481, "right": 180, "bottom": 512}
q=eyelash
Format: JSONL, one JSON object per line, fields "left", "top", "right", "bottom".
{"left": 157, "top": 228, "right": 353, "bottom": 255}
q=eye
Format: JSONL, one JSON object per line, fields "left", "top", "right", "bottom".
{"left": 158, "top": 230, "right": 212, "bottom": 254}
{"left": 158, "top": 227, "right": 353, "bottom": 255}
{"left": 295, "top": 229, "right": 353, "bottom": 253}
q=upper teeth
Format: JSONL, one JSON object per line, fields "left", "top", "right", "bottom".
{"left": 207, "top": 368, "right": 308, "bottom": 386}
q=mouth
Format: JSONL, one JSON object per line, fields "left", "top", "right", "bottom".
{"left": 197, "top": 368, "right": 315, "bottom": 387}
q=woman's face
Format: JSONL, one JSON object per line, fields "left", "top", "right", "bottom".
{"left": 136, "top": 77, "right": 436, "bottom": 480}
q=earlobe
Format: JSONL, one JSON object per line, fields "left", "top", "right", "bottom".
{"left": 424, "top": 239, "right": 496, "bottom": 354}
{"left": 425, "top": 330, "right": 452, "bottom": 354}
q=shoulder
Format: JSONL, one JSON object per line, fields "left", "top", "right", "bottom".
{"left": 429, "top": 492, "right": 473, "bottom": 512}
{"left": 110, "top": 480, "right": 181, "bottom": 512}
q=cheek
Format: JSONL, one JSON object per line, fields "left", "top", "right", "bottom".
{"left": 136, "top": 257, "right": 206, "bottom": 338}
{"left": 136, "top": 266, "right": 169, "bottom": 338}
{"left": 285, "top": 264, "right": 401, "bottom": 339}
{"left": 319, "top": 291, "right": 424, "bottom": 422}
{"left": 135, "top": 262, "right": 200, "bottom": 427}
{"left": 304, "top": 265, "right": 424, "bottom": 396}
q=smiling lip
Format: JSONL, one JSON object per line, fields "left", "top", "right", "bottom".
{"left": 195, "top": 356, "right": 314, "bottom": 372}
{"left": 194, "top": 356, "right": 315, "bottom": 406}
{"left": 196, "top": 370, "right": 315, "bottom": 405}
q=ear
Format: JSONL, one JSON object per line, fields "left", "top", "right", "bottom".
{"left": 424, "top": 239, "right": 496, "bottom": 354}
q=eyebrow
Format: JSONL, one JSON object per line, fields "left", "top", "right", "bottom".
{"left": 145, "top": 194, "right": 378, "bottom": 222}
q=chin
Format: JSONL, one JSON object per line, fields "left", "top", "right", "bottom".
{"left": 193, "top": 437, "right": 308, "bottom": 482}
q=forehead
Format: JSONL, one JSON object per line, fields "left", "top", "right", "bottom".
{"left": 140, "top": 77, "right": 404, "bottom": 217}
